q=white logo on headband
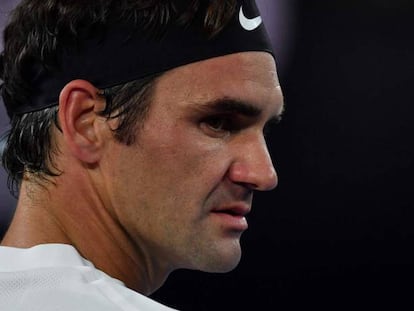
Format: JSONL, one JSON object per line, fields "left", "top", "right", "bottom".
{"left": 239, "top": 5, "right": 263, "bottom": 31}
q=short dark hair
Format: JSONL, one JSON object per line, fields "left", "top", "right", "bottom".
{"left": 0, "top": 0, "right": 237, "bottom": 193}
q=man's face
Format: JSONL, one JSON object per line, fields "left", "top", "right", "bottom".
{"left": 103, "top": 52, "right": 284, "bottom": 274}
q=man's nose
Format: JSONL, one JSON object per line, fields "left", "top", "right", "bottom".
{"left": 228, "top": 136, "right": 278, "bottom": 191}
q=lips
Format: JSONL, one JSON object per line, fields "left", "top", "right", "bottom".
{"left": 210, "top": 203, "right": 251, "bottom": 231}
{"left": 211, "top": 204, "right": 251, "bottom": 217}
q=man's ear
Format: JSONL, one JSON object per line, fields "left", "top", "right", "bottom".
{"left": 58, "top": 79, "right": 107, "bottom": 164}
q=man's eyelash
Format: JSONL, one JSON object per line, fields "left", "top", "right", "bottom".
{"left": 203, "top": 115, "right": 237, "bottom": 132}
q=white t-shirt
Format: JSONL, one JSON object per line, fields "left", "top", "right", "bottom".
{"left": 0, "top": 244, "right": 178, "bottom": 311}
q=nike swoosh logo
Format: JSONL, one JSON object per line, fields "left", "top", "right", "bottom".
{"left": 239, "top": 5, "right": 263, "bottom": 31}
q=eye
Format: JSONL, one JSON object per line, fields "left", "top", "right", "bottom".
{"left": 205, "top": 116, "right": 228, "bottom": 131}
{"left": 200, "top": 115, "right": 237, "bottom": 138}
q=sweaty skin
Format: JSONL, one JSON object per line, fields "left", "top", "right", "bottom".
{"left": 1, "top": 51, "right": 284, "bottom": 295}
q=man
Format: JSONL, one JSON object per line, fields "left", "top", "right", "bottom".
{"left": 0, "top": 0, "right": 284, "bottom": 310}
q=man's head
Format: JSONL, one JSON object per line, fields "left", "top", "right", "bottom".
{"left": 101, "top": 51, "right": 282, "bottom": 273}
{"left": 0, "top": 0, "right": 283, "bottom": 284}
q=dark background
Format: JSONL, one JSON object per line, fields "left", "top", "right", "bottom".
{"left": 2, "top": 0, "right": 414, "bottom": 310}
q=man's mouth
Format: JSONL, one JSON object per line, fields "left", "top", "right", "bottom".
{"left": 210, "top": 204, "right": 251, "bottom": 231}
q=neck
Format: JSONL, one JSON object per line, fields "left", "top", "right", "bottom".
{"left": 1, "top": 173, "right": 170, "bottom": 295}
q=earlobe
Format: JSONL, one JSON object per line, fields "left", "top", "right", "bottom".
{"left": 58, "top": 79, "right": 107, "bottom": 164}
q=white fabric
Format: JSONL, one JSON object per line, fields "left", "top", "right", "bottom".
{"left": 0, "top": 244, "right": 178, "bottom": 311}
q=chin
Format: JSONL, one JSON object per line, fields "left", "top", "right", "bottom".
{"left": 212, "top": 260, "right": 241, "bottom": 273}
{"left": 200, "top": 245, "right": 242, "bottom": 273}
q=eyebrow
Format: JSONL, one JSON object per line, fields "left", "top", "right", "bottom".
{"left": 194, "top": 97, "right": 283, "bottom": 122}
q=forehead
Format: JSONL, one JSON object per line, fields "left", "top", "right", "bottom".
{"left": 152, "top": 51, "right": 284, "bottom": 118}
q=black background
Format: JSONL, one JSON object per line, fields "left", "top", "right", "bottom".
{"left": 2, "top": 0, "right": 414, "bottom": 310}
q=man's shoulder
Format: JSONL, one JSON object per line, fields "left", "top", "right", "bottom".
{"left": 0, "top": 245, "right": 178, "bottom": 311}
{"left": 0, "top": 265, "right": 121, "bottom": 311}
{"left": 0, "top": 265, "right": 178, "bottom": 311}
